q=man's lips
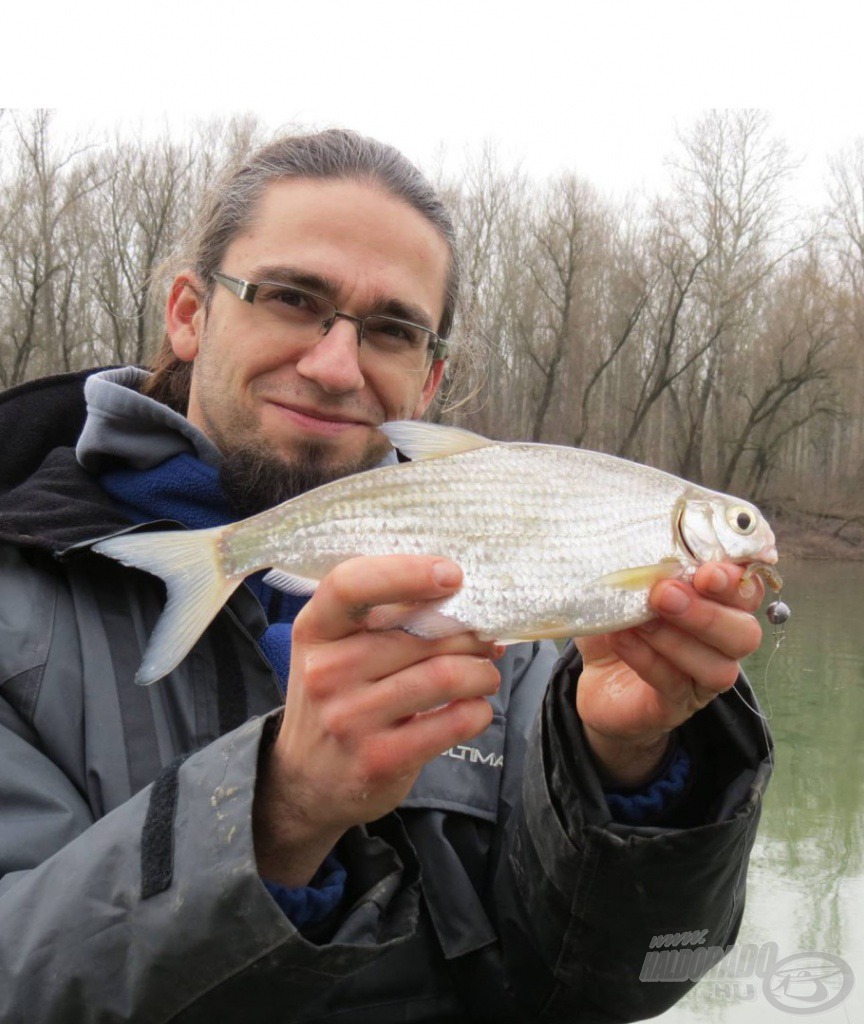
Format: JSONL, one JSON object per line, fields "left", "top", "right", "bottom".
{"left": 267, "top": 401, "right": 375, "bottom": 435}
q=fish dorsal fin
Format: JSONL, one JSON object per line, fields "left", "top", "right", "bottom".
{"left": 379, "top": 420, "right": 494, "bottom": 461}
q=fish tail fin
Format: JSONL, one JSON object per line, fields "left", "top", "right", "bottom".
{"left": 92, "top": 528, "right": 241, "bottom": 686}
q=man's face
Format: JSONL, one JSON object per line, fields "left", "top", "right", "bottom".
{"left": 168, "top": 178, "right": 449, "bottom": 495}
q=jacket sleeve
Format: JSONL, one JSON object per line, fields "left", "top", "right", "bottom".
{"left": 493, "top": 642, "right": 773, "bottom": 1023}
{"left": 0, "top": 546, "right": 430, "bottom": 1024}
{"left": 0, "top": 700, "right": 432, "bottom": 1024}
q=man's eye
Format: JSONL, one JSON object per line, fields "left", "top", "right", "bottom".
{"left": 259, "top": 285, "right": 323, "bottom": 317}
{"left": 274, "top": 287, "right": 312, "bottom": 309}
{"left": 367, "top": 318, "right": 423, "bottom": 347}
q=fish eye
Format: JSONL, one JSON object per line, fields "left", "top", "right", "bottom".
{"left": 726, "top": 505, "right": 757, "bottom": 535}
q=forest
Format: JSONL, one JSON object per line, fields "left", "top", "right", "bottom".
{"left": 1, "top": 109, "right": 862, "bottom": 530}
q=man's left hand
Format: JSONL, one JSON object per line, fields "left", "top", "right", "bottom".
{"left": 576, "top": 562, "right": 765, "bottom": 787}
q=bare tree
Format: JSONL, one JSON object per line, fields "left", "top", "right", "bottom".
{"left": 0, "top": 111, "right": 100, "bottom": 385}
{"left": 663, "top": 110, "right": 801, "bottom": 483}
{"left": 718, "top": 252, "right": 841, "bottom": 494}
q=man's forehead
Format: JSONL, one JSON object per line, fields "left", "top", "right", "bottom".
{"left": 226, "top": 178, "right": 450, "bottom": 318}
{"left": 242, "top": 177, "right": 440, "bottom": 243}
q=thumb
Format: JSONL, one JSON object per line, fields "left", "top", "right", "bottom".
{"left": 575, "top": 633, "right": 619, "bottom": 667}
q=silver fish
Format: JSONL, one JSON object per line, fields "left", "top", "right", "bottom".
{"left": 93, "top": 420, "right": 779, "bottom": 685}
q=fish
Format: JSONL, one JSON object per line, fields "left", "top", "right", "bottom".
{"left": 92, "top": 420, "right": 780, "bottom": 685}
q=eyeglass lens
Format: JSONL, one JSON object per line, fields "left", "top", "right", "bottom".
{"left": 252, "top": 282, "right": 434, "bottom": 371}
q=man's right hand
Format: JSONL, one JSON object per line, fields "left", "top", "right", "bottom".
{"left": 253, "top": 554, "right": 501, "bottom": 887}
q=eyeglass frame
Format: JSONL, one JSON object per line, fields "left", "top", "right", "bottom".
{"left": 211, "top": 270, "right": 449, "bottom": 363}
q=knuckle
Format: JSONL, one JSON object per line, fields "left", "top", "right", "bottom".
{"left": 450, "top": 696, "right": 493, "bottom": 739}
{"left": 299, "top": 649, "right": 339, "bottom": 701}
{"left": 425, "top": 655, "right": 499, "bottom": 699}
{"left": 327, "top": 565, "right": 358, "bottom": 606}
{"left": 426, "top": 656, "right": 462, "bottom": 695}
{"left": 358, "top": 736, "right": 406, "bottom": 784}
{"left": 479, "top": 659, "right": 499, "bottom": 692}
{"left": 700, "top": 660, "right": 740, "bottom": 693}
{"left": 320, "top": 703, "right": 355, "bottom": 742}
{"left": 289, "top": 607, "right": 315, "bottom": 643}
{"left": 717, "top": 662, "right": 742, "bottom": 691}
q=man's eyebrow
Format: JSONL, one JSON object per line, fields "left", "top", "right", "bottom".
{"left": 253, "top": 265, "right": 341, "bottom": 297}
{"left": 253, "top": 265, "right": 436, "bottom": 331}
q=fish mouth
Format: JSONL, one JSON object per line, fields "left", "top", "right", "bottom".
{"left": 754, "top": 543, "right": 779, "bottom": 565}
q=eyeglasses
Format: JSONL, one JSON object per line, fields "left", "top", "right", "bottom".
{"left": 212, "top": 271, "right": 448, "bottom": 372}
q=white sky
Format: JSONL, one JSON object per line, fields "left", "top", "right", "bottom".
{"left": 3, "top": 0, "right": 864, "bottom": 207}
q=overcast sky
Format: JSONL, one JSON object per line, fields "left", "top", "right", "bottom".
{"left": 4, "top": 0, "right": 864, "bottom": 207}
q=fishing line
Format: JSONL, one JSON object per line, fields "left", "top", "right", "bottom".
{"left": 728, "top": 597, "right": 789, "bottom": 773}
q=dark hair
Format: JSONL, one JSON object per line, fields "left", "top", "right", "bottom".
{"left": 143, "top": 128, "right": 460, "bottom": 413}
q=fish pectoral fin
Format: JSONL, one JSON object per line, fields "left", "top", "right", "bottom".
{"left": 263, "top": 568, "right": 320, "bottom": 595}
{"left": 365, "top": 600, "right": 472, "bottom": 639}
{"left": 592, "top": 560, "right": 685, "bottom": 591}
{"left": 378, "top": 420, "right": 494, "bottom": 460}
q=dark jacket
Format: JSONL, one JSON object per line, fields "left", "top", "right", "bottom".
{"left": 0, "top": 370, "right": 772, "bottom": 1023}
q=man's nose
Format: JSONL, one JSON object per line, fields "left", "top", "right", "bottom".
{"left": 295, "top": 317, "right": 365, "bottom": 394}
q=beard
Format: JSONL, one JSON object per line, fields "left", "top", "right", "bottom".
{"left": 218, "top": 436, "right": 389, "bottom": 519}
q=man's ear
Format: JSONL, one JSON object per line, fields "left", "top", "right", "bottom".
{"left": 412, "top": 358, "right": 447, "bottom": 418}
{"left": 166, "top": 274, "right": 205, "bottom": 363}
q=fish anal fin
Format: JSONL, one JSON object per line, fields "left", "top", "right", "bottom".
{"left": 593, "top": 560, "right": 685, "bottom": 591}
{"left": 379, "top": 420, "right": 493, "bottom": 461}
{"left": 263, "top": 568, "right": 320, "bottom": 595}
{"left": 365, "top": 601, "right": 472, "bottom": 639}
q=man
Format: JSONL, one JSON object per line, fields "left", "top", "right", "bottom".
{"left": 0, "top": 130, "right": 771, "bottom": 1022}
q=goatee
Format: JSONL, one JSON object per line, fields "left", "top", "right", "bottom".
{"left": 219, "top": 440, "right": 386, "bottom": 519}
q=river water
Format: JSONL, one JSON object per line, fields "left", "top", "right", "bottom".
{"left": 658, "top": 558, "right": 863, "bottom": 1023}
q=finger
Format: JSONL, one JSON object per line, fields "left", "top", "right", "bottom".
{"left": 300, "top": 632, "right": 503, "bottom": 699}
{"left": 574, "top": 633, "right": 617, "bottom": 667}
{"left": 360, "top": 697, "right": 495, "bottom": 783}
{"left": 691, "top": 562, "right": 765, "bottom": 612}
{"left": 648, "top": 581, "right": 764, "bottom": 661}
{"left": 607, "top": 629, "right": 732, "bottom": 709}
{"left": 632, "top": 618, "right": 744, "bottom": 692}
{"left": 293, "top": 555, "right": 463, "bottom": 642}
{"left": 331, "top": 654, "right": 501, "bottom": 733}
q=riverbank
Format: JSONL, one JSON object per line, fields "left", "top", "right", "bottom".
{"left": 771, "top": 508, "right": 864, "bottom": 560}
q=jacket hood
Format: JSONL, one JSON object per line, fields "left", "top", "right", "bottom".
{"left": 0, "top": 368, "right": 137, "bottom": 551}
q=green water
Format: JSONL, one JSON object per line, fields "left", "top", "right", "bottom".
{"left": 658, "top": 559, "right": 863, "bottom": 1023}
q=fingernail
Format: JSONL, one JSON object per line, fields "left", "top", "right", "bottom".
{"left": 705, "top": 568, "right": 727, "bottom": 594}
{"left": 432, "top": 560, "right": 461, "bottom": 588}
{"left": 657, "top": 585, "right": 691, "bottom": 615}
{"left": 738, "top": 578, "right": 756, "bottom": 600}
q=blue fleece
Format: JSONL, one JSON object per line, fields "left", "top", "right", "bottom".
{"left": 604, "top": 742, "right": 692, "bottom": 824}
{"left": 101, "top": 454, "right": 310, "bottom": 692}
{"left": 100, "top": 453, "right": 343, "bottom": 927}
